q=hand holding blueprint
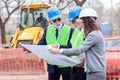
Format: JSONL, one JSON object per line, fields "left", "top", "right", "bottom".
{"left": 20, "top": 44, "right": 81, "bottom": 67}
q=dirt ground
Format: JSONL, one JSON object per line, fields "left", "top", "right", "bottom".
{"left": 0, "top": 74, "right": 48, "bottom": 80}
{"left": 0, "top": 73, "right": 63, "bottom": 80}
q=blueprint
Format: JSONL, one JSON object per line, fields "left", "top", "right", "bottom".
{"left": 20, "top": 44, "right": 81, "bottom": 67}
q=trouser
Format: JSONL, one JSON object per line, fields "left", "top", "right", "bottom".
{"left": 47, "top": 64, "right": 72, "bottom": 80}
{"left": 72, "top": 66, "right": 86, "bottom": 80}
{"left": 86, "top": 71, "right": 106, "bottom": 80}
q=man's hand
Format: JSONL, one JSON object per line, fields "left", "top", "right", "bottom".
{"left": 51, "top": 44, "right": 59, "bottom": 48}
{"left": 49, "top": 47, "right": 60, "bottom": 54}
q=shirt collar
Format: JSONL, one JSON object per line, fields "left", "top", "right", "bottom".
{"left": 55, "top": 23, "right": 64, "bottom": 31}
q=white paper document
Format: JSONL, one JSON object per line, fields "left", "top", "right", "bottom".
{"left": 20, "top": 44, "right": 81, "bottom": 66}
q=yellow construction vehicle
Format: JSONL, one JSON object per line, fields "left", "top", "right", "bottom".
{"left": 11, "top": 2, "right": 54, "bottom": 48}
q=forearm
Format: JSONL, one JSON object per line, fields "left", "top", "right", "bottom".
{"left": 61, "top": 32, "right": 98, "bottom": 56}
{"left": 61, "top": 47, "right": 83, "bottom": 56}
{"left": 37, "top": 28, "right": 47, "bottom": 45}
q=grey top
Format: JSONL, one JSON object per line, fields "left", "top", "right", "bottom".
{"left": 62, "top": 30, "right": 106, "bottom": 73}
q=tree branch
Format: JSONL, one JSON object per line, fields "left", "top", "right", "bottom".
{"left": 48, "top": 0, "right": 51, "bottom": 3}
{"left": 7, "top": 0, "right": 15, "bottom": 5}
{"left": 56, "top": 0, "right": 61, "bottom": 7}
{"left": 4, "top": 0, "right": 20, "bottom": 24}
{"left": 4, "top": 6, "right": 19, "bottom": 24}
{"left": 73, "top": 0, "right": 86, "bottom": 6}
{"left": 4, "top": 0, "right": 10, "bottom": 15}
{"left": 59, "top": 1, "right": 73, "bottom": 10}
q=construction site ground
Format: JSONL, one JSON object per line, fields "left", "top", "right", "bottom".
{"left": 0, "top": 74, "right": 48, "bottom": 80}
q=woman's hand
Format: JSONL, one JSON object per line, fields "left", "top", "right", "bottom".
{"left": 49, "top": 47, "right": 60, "bottom": 54}
{"left": 77, "top": 59, "right": 84, "bottom": 67}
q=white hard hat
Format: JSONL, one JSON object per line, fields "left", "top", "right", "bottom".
{"left": 79, "top": 8, "right": 97, "bottom": 18}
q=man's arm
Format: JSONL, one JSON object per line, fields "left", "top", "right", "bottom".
{"left": 37, "top": 28, "right": 47, "bottom": 45}
{"left": 44, "top": 18, "right": 49, "bottom": 28}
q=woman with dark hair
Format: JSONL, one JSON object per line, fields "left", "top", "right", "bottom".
{"left": 81, "top": 17, "right": 100, "bottom": 37}
{"left": 49, "top": 8, "right": 106, "bottom": 80}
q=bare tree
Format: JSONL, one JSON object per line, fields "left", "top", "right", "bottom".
{"left": 0, "top": 0, "right": 25, "bottom": 44}
{"left": 115, "top": 2, "right": 120, "bottom": 26}
{"left": 48, "top": 0, "right": 86, "bottom": 10}
{"left": 113, "top": 2, "right": 120, "bottom": 35}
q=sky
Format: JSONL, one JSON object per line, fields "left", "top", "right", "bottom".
{"left": 102, "top": 0, "right": 120, "bottom": 8}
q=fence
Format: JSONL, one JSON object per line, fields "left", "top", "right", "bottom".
{"left": 0, "top": 48, "right": 120, "bottom": 80}
{"left": 106, "top": 49, "right": 120, "bottom": 80}
{"left": 0, "top": 48, "right": 48, "bottom": 80}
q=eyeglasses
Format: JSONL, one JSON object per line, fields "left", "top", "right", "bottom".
{"left": 52, "top": 18, "right": 61, "bottom": 23}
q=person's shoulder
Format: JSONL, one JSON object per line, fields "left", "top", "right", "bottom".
{"left": 63, "top": 24, "right": 73, "bottom": 28}
{"left": 93, "top": 30, "right": 102, "bottom": 35}
{"left": 88, "top": 30, "right": 103, "bottom": 39}
{"left": 89, "top": 30, "right": 100, "bottom": 35}
{"left": 43, "top": 27, "right": 48, "bottom": 32}
{"left": 87, "top": 30, "right": 97, "bottom": 38}
{"left": 63, "top": 24, "right": 74, "bottom": 30}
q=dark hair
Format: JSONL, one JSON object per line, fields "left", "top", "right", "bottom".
{"left": 81, "top": 17, "right": 101, "bottom": 37}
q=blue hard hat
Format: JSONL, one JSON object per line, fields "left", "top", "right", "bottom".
{"left": 47, "top": 7, "right": 61, "bottom": 20}
{"left": 68, "top": 6, "right": 83, "bottom": 21}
